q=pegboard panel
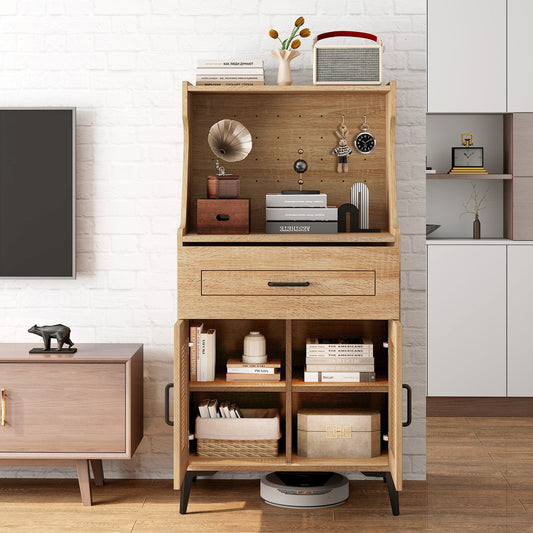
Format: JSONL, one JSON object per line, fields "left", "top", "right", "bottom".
{"left": 184, "top": 87, "right": 394, "bottom": 234}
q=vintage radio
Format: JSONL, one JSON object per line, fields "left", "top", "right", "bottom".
{"left": 313, "top": 31, "right": 384, "bottom": 85}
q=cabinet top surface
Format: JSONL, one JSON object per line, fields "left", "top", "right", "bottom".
{"left": 186, "top": 83, "right": 395, "bottom": 94}
{"left": 0, "top": 343, "right": 143, "bottom": 363}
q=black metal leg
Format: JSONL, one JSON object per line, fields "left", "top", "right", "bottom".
{"left": 179, "top": 471, "right": 195, "bottom": 514}
{"left": 179, "top": 471, "right": 217, "bottom": 514}
{"left": 384, "top": 472, "right": 400, "bottom": 515}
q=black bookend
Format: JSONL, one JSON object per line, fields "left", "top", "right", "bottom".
{"left": 337, "top": 203, "right": 359, "bottom": 233}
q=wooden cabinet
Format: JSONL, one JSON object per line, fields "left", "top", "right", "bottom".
{"left": 175, "top": 84, "right": 404, "bottom": 514}
{"left": 428, "top": 242, "right": 533, "bottom": 398}
{"left": 427, "top": 244, "right": 507, "bottom": 396}
{"left": 0, "top": 343, "right": 143, "bottom": 505}
{"left": 507, "top": 0, "right": 533, "bottom": 112}
{"left": 507, "top": 245, "right": 533, "bottom": 396}
{"left": 427, "top": 0, "right": 506, "bottom": 113}
{"left": 503, "top": 113, "right": 533, "bottom": 240}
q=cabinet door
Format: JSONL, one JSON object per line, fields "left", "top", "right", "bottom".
{"left": 507, "top": 245, "right": 533, "bottom": 396}
{"left": 508, "top": 1, "right": 533, "bottom": 112}
{"left": 427, "top": 0, "right": 506, "bottom": 113}
{"left": 428, "top": 245, "right": 506, "bottom": 396}
{"left": 0, "top": 363, "right": 125, "bottom": 454}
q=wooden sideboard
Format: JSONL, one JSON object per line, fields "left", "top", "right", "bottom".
{"left": 175, "top": 83, "right": 404, "bottom": 515}
{"left": 0, "top": 343, "right": 143, "bottom": 505}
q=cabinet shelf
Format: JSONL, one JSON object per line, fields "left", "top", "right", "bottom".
{"left": 189, "top": 376, "right": 286, "bottom": 392}
{"left": 188, "top": 451, "right": 389, "bottom": 472}
{"left": 181, "top": 231, "right": 396, "bottom": 244}
{"left": 426, "top": 173, "right": 511, "bottom": 180}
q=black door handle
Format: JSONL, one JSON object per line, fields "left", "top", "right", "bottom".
{"left": 402, "top": 383, "right": 412, "bottom": 427}
{"left": 267, "top": 281, "right": 310, "bottom": 287}
{"left": 165, "top": 383, "right": 174, "bottom": 426}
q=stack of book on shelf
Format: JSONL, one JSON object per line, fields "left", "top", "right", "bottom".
{"left": 195, "top": 59, "right": 264, "bottom": 86}
{"left": 226, "top": 358, "right": 281, "bottom": 382}
{"left": 198, "top": 398, "right": 243, "bottom": 418}
{"left": 189, "top": 323, "right": 216, "bottom": 382}
{"left": 304, "top": 337, "right": 375, "bottom": 382}
{"left": 265, "top": 193, "right": 338, "bottom": 234}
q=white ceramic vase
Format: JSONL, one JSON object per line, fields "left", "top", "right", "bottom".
{"left": 243, "top": 331, "right": 267, "bottom": 363}
{"left": 270, "top": 49, "right": 301, "bottom": 86}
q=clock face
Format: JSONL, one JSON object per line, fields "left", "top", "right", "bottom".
{"left": 355, "top": 132, "right": 376, "bottom": 154}
{"left": 452, "top": 147, "right": 483, "bottom": 167}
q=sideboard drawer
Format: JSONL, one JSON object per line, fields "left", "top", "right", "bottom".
{"left": 0, "top": 363, "right": 125, "bottom": 453}
{"left": 178, "top": 245, "right": 399, "bottom": 320}
{"left": 202, "top": 270, "right": 375, "bottom": 296}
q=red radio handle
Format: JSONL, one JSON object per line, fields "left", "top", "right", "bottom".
{"left": 316, "top": 31, "right": 378, "bottom": 42}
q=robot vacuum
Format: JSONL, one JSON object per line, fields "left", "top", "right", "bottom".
{"left": 260, "top": 472, "right": 349, "bottom": 509}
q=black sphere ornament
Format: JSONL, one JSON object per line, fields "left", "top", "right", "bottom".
{"left": 293, "top": 159, "right": 308, "bottom": 173}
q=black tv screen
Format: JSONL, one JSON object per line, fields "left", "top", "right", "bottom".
{"left": 0, "top": 109, "right": 75, "bottom": 277}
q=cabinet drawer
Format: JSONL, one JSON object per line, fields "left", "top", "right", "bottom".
{"left": 179, "top": 245, "right": 399, "bottom": 320}
{"left": 0, "top": 363, "right": 125, "bottom": 454}
{"left": 202, "top": 270, "right": 375, "bottom": 296}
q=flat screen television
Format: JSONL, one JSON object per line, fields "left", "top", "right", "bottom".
{"left": 0, "top": 108, "right": 75, "bottom": 277}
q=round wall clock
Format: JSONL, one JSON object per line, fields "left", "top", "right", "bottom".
{"left": 354, "top": 116, "right": 376, "bottom": 154}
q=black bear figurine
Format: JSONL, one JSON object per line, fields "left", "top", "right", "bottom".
{"left": 28, "top": 324, "right": 74, "bottom": 351}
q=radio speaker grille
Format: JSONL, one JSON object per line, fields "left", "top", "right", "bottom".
{"left": 315, "top": 48, "right": 380, "bottom": 83}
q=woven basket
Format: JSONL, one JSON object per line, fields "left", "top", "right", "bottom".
{"left": 196, "top": 438, "right": 278, "bottom": 458}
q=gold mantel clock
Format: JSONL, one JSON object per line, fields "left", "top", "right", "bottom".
{"left": 449, "top": 133, "right": 487, "bottom": 174}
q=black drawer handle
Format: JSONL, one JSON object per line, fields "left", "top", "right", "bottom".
{"left": 165, "top": 383, "right": 174, "bottom": 426}
{"left": 403, "top": 383, "right": 412, "bottom": 428}
{"left": 267, "top": 281, "right": 310, "bottom": 287}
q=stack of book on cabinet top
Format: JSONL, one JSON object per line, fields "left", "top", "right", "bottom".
{"left": 226, "top": 359, "right": 281, "bottom": 382}
{"left": 304, "top": 337, "right": 375, "bottom": 382}
{"left": 265, "top": 193, "right": 338, "bottom": 234}
{"left": 195, "top": 59, "right": 264, "bottom": 86}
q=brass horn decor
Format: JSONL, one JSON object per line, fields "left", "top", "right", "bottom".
{"left": 208, "top": 119, "right": 252, "bottom": 163}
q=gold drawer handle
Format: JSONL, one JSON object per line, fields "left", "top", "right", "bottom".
{"left": 1, "top": 388, "right": 5, "bottom": 427}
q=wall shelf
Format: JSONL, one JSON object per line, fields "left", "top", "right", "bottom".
{"left": 427, "top": 173, "right": 511, "bottom": 180}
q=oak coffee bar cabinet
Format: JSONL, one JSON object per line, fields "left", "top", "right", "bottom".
{"left": 0, "top": 343, "right": 143, "bottom": 505}
{"left": 173, "top": 82, "right": 407, "bottom": 514}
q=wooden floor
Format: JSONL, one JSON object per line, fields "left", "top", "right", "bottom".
{"left": 2, "top": 417, "right": 533, "bottom": 532}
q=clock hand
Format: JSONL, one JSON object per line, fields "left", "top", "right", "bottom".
{"left": 464, "top": 152, "right": 472, "bottom": 158}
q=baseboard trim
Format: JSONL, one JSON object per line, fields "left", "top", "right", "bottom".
{"left": 426, "top": 396, "right": 533, "bottom": 417}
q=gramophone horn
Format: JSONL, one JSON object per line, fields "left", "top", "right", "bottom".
{"left": 208, "top": 119, "right": 252, "bottom": 163}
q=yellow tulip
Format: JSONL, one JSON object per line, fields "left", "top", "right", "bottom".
{"left": 294, "top": 17, "right": 304, "bottom": 27}
{"left": 291, "top": 39, "right": 301, "bottom": 49}
{"left": 269, "top": 29, "right": 279, "bottom": 39}
{"left": 300, "top": 28, "right": 310, "bottom": 38}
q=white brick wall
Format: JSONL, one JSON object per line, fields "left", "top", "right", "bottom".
{"left": 0, "top": 0, "right": 426, "bottom": 480}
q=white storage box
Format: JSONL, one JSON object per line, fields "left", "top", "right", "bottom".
{"left": 297, "top": 408, "right": 380, "bottom": 458}
{"left": 195, "top": 408, "right": 281, "bottom": 457}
